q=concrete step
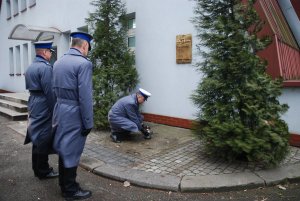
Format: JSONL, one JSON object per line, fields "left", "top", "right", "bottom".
{"left": 0, "top": 105, "right": 28, "bottom": 121}
{"left": 0, "top": 99, "right": 27, "bottom": 113}
{"left": 0, "top": 93, "right": 28, "bottom": 121}
{"left": 0, "top": 93, "right": 28, "bottom": 105}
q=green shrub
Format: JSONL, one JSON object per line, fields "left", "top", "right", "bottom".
{"left": 192, "top": 0, "right": 289, "bottom": 167}
{"left": 87, "top": 0, "right": 138, "bottom": 130}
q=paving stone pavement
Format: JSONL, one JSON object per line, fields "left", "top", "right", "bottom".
{"left": 7, "top": 120, "right": 300, "bottom": 192}
{"left": 83, "top": 122, "right": 300, "bottom": 177}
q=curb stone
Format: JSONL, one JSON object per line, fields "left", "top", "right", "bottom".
{"left": 180, "top": 172, "right": 265, "bottom": 192}
{"left": 93, "top": 164, "right": 181, "bottom": 191}
{"left": 79, "top": 155, "right": 300, "bottom": 192}
{"left": 80, "top": 155, "right": 105, "bottom": 171}
{"left": 79, "top": 156, "right": 180, "bottom": 191}
{"left": 256, "top": 163, "right": 300, "bottom": 186}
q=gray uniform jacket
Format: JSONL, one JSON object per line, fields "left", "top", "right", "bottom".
{"left": 24, "top": 56, "right": 55, "bottom": 154}
{"left": 52, "top": 48, "right": 93, "bottom": 168}
{"left": 108, "top": 94, "right": 143, "bottom": 133}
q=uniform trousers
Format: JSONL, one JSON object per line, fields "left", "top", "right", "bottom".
{"left": 32, "top": 145, "right": 52, "bottom": 178}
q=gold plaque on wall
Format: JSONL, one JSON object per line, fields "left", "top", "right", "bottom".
{"left": 176, "top": 34, "right": 192, "bottom": 64}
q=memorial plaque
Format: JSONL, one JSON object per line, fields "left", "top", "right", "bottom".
{"left": 176, "top": 34, "right": 192, "bottom": 64}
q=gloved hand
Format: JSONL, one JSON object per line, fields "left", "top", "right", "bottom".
{"left": 141, "top": 124, "right": 152, "bottom": 139}
{"left": 141, "top": 123, "right": 150, "bottom": 130}
{"left": 81, "top": 128, "right": 92, "bottom": 136}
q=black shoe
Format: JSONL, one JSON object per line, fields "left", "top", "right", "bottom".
{"left": 110, "top": 134, "right": 121, "bottom": 143}
{"left": 38, "top": 170, "right": 59, "bottom": 180}
{"left": 63, "top": 189, "right": 92, "bottom": 200}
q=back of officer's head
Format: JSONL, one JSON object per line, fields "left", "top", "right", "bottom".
{"left": 70, "top": 32, "right": 93, "bottom": 50}
{"left": 71, "top": 37, "right": 89, "bottom": 56}
{"left": 71, "top": 38, "right": 85, "bottom": 48}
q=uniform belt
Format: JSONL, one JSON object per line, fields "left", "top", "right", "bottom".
{"left": 29, "top": 90, "right": 44, "bottom": 96}
{"left": 57, "top": 98, "right": 79, "bottom": 106}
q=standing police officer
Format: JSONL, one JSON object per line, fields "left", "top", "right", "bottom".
{"left": 52, "top": 32, "right": 93, "bottom": 200}
{"left": 24, "top": 41, "right": 58, "bottom": 179}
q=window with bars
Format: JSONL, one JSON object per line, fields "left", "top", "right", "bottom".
{"left": 13, "top": 0, "right": 18, "bottom": 16}
{"left": 28, "top": 0, "right": 35, "bottom": 8}
{"left": 128, "top": 36, "right": 135, "bottom": 48}
{"left": 6, "top": 0, "right": 11, "bottom": 19}
{"left": 23, "top": 43, "right": 29, "bottom": 74}
{"left": 9, "top": 47, "right": 14, "bottom": 76}
{"left": 127, "top": 13, "right": 136, "bottom": 52}
{"left": 15, "top": 45, "right": 21, "bottom": 76}
{"left": 20, "top": 0, "right": 26, "bottom": 12}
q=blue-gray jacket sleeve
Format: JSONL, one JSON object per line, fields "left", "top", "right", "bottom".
{"left": 124, "top": 103, "right": 143, "bottom": 130}
{"left": 40, "top": 66, "right": 55, "bottom": 112}
{"left": 78, "top": 61, "right": 93, "bottom": 129}
{"left": 137, "top": 110, "right": 144, "bottom": 123}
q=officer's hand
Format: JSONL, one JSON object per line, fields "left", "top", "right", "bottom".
{"left": 81, "top": 128, "right": 92, "bottom": 136}
{"left": 141, "top": 127, "right": 148, "bottom": 134}
{"left": 142, "top": 123, "right": 150, "bottom": 129}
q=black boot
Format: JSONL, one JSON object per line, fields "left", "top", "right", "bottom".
{"left": 64, "top": 188, "right": 92, "bottom": 201}
{"left": 61, "top": 166, "right": 79, "bottom": 195}
{"left": 32, "top": 152, "right": 39, "bottom": 177}
{"left": 61, "top": 165, "right": 92, "bottom": 200}
{"left": 39, "top": 168, "right": 59, "bottom": 180}
{"left": 32, "top": 147, "right": 58, "bottom": 179}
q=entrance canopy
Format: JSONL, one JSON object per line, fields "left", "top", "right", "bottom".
{"left": 8, "top": 24, "right": 61, "bottom": 41}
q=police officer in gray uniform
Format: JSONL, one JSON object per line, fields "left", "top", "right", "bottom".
{"left": 108, "top": 88, "right": 152, "bottom": 143}
{"left": 24, "top": 41, "right": 58, "bottom": 179}
{"left": 52, "top": 32, "right": 93, "bottom": 200}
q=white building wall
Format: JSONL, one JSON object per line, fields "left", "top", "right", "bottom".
{"left": 0, "top": 0, "right": 94, "bottom": 92}
{"left": 126, "top": 0, "right": 201, "bottom": 119}
{"left": 0, "top": 0, "right": 299, "bottom": 134}
{"left": 279, "top": 88, "right": 300, "bottom": 134}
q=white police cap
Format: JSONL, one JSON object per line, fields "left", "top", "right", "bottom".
{"left": 139, "top": 88, "right": 151, "bottom": 100}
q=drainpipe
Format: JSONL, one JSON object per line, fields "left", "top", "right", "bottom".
{"left": 277, "top": 0, "right": 300, "bottom": 48}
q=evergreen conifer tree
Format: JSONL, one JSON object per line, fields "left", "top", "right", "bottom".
{"left": 87, "top": 0, "right": 138, "bottom": 129}
{"left": 192, "top": 0, "right": 289, "bottom": 166}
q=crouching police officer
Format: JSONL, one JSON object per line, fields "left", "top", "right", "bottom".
{"left": 52, "top": 32, "right": 93, "bottom": 200}
{"left": 24, "top": 41, "right": 58, "bottom": 179}
{"left": 108, "top": 88, "right": 152, "bottom": 143}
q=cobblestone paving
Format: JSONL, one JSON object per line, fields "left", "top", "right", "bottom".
{"left": 84, "top": 132, "right": 300, "bottom": 177}
{"left": 7, "top": 116, "right": 300, "bottom": 178}
{"left": 84, "top": 142, "right": 146, "bottom": 167}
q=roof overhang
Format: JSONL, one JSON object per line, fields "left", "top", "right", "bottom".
{"left": 8, "top": 24, "right": 62, "bottom": 41}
